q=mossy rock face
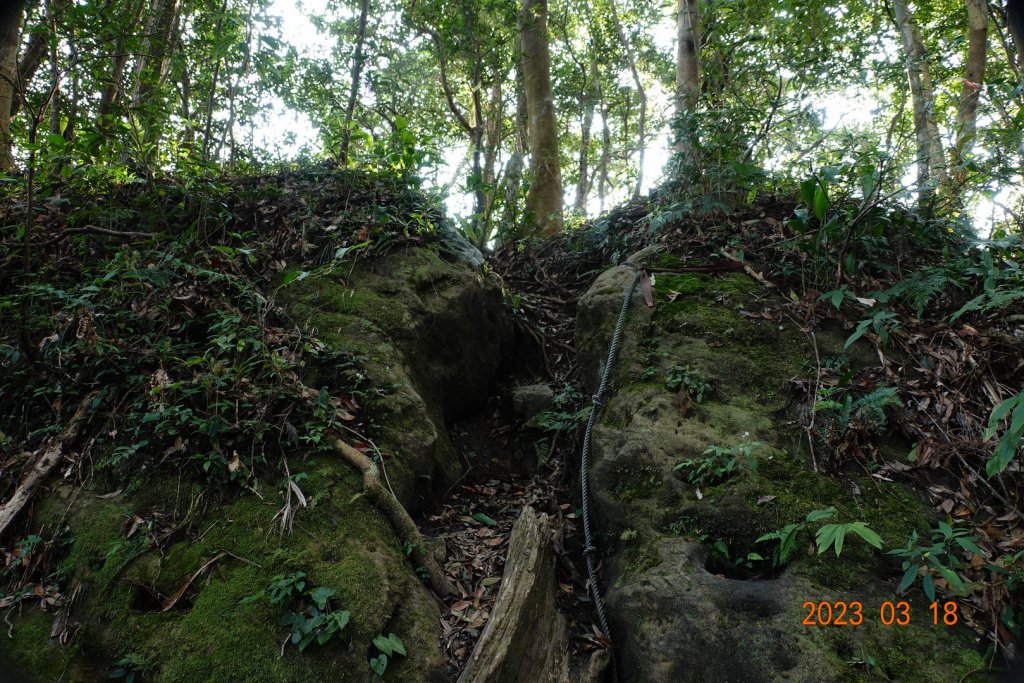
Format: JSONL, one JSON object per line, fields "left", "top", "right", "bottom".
{"left": 1, "top": 245, "right": 509, "bottom": 682}
{"left": 282, "top": 245, "right": 511, "bottom": 511}
{"left": 577, "top": 249, "right": 985, "bottom": 682}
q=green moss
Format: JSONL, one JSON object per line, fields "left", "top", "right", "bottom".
{"left": 610, "top": 464, "right": 662, "bottom": 502}
{"left": 619, "top": 536, "right": 663, "bottom": 581}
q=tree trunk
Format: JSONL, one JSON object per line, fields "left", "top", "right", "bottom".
{"left": 676, "top": 0, "right": 700, "bottom": 114}
{"left": 893, "top": 0, "right": 947, "bottom": 193}
{"left": 610, "top": 0, "right": 646, "bottom": 198}
{"left": 1007, "top": 0, "right": 1024, "bottom": 67}
{"left": 0, "top": 0, "right": 26, "bottom": 171}
{"left": 947, "top": 0, "right": 987, "bottom": 194}
{"left": 675, "top": 0, "right": 701, "bottom": 165}
{"left": 11, "top": 0, "right": 49, "bottom": 120}
{"left": 519, "top": 0, "right": 562, "bottom": 235}
{"left": 48, "top": 4, "right": 60, "bottom": 136}
{"left": 129, "top": 0, "right": 184, "bottom": 163}
{"left": 97, "top": 0, "right": 145, "bottom": 123}
{"left": 339, "top": 0, "right": 370, "bottom": 165}
{"left": 574, "top": 57, "right": 596, "bottom": 215}
{"left": 597, "top": 104, "right": 610, "bottom": 214}
{"left": 481, "top": 80, "right": 502, "bottom": 238}
{"left": 501, "top": 72, "right": 528, "bottom": 232}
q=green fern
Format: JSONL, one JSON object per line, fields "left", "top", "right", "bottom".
{"left": 951, "top": 286, "right": 1024, "bottom": 321}
{"left": 881, "top": 270, "right": 956, "bottom": 318}
{"left": 851, "top": 387, "right": 902, "bottom": 430}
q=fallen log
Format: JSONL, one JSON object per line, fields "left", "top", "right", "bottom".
{"left": 330, "top": 436, "right": 455, "bottom": 597}
{"left": 0, "top": 392, "right": 97, "bottom": 538}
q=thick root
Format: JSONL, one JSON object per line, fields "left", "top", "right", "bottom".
{"left": 330, "top": 436, "right": 455, "bottom": 597}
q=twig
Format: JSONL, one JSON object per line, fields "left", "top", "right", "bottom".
{"left": 2, "top": 225, "right": 153, "bottom": 250}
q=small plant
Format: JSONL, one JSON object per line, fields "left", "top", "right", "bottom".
{"left": 530, "top": 384, "right": 588, "bottom": 434}
{"left": 844, "top": 309, "right": 900, "bottom": 349}
{"left": 110, "top": 655, "right": 146, "bottom": 683}
{"left": 673, "top": 441, "right": 764, "bottom": 487}
{"left": 815, "top": 521, "right": 882, "bottom": 557}
{"left": 889, "top": 521, "right": 982, "bottom": 601}
{"left": 369, "top": 632, "right": 407, "bottom": 676}
{"left": 982, "top": 388, "right": 1024, "bottom": 477}
{"left": 665, "top": 365, "right": 711, "bottom": 403}
{"left": 241, "top": 572, "right": 351, "bottom": 653}
{"left": 757, "top": 507, "right": 882, "bottom": 566}
{"left": 813, "top": 386, "right": 901, "bottom": 437}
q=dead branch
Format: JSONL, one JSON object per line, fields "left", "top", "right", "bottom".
{"left": 329, "top": 436, "right": 455, "bottom": 597}
{"left": 0, "top": 391, "right": 98, "bottom": 538}
{"left": 1, "top": 225, "right": 153, "bottom": 250}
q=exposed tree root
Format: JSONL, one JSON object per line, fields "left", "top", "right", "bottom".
{"left": 0, "top": 391, "right": 97, "bottom": 538}
{"left": 330, "top": 436, "right": 455, "bottom": 597}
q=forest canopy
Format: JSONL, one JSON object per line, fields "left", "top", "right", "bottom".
{"left": 0, "top": 0, "right": 1022, "bottom": 244}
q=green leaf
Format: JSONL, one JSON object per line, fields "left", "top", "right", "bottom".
{"left": 372, "top": 633, "right": 394, "bottom": 656}
{"left": 806, "top": 507, "right": 836, "bottom": 523}
{"left": 849, "top": 523, "right": 883, "bottom": 549}
{"left": 922, "top": 573, "right": 936, "bottom": 602}
{"left": 472, "top": 512, "right": 496, "bottom": 527}
{"left": 897, "top": 563, "right": 918, "bottom": 593}
{"left": 282, "top": 270, "right": 309, "bottom": 285}
{"left": 800, "top": 178, "right": 817, "bottom": 207}
{"left": 388, "top": 633, "right": 406, "bottom": 657}
{"left": 369, "top": 654, "right": 388, "bottom": 676}
{"left": 812, "top": 185, "right": 829, "bottom": 221}
{"left": 307, "top": 587, "right": 335, "bottom": 610}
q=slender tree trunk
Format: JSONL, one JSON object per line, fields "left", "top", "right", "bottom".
{"left": 48, "top": 5, "right": 60, "bottom": 136}
{"left": 501, "top": 72, "right": 528, "bottom": 232}
{"left": 0, "top": 1, "right": 26, "bottom": 171}
{"left": 1006, "top": 0, "right": 1024, "bottom": 67}
{"left": 201, "top": 0, "right": 227, "bottom": 160}
{"left": 97, "top": 0, "right": 144, "bottom": 123}
{"left": 597, "top": 103, "right": 610, "bottom": 214}
{"left": 676, "top": 0, "right": 700, "bottom": 114}
{"left": 178, "top": 63, "right": 194, "bottom": 152}
{"left": 481, "top": 80, "right": 501, "bottom": 237}
{"left": 519, "top": 0, "right": 562, "bottom": 235}
{"left": 574, "top": 57, "right": 596, "bottom": 215}
{"left": 339, "top": 0, "right": 370, "bottom": 164}
{"left": 64, "top": 48, "right": 77, "bottom": 139}
{"left": 947, "top": 0, "right": 988, "bottom": 195}
{"left": 893, "top": 0, "right": 947, "bottom": 192}
{"left": 610, "top": 0, "right": 646, "bottom": 198}
{"left": 11, "top": 0, "right": 50, "bottom": 120}
{"left": 675, "top": 0, "right": 701, "bottom": 167}
{"left": 130, "top": 0, "right": 184, "bottom": 164}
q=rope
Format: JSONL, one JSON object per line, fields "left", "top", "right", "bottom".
{"left": 580, "top": 263, "right": 641, "bottom": 681}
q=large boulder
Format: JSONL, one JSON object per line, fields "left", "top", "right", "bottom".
{"left": 577, "top": 249, "right": 985, "bottom": 682}
{"left": 2, "top": 244, "right": 511, "bottom": 683}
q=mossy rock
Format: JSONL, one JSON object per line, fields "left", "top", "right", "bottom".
{"left": 578, "top": 248, "right": 987, "bottom": 682}
{"left": 2, "top": 244, "right": 511, "bottom": 682}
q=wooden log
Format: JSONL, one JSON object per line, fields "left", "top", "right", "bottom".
{"left": 0, "top": 392, "right": 96, "bottom": 538}
{"left": 458, "top": 506, "right": 569, "bottom": 683}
